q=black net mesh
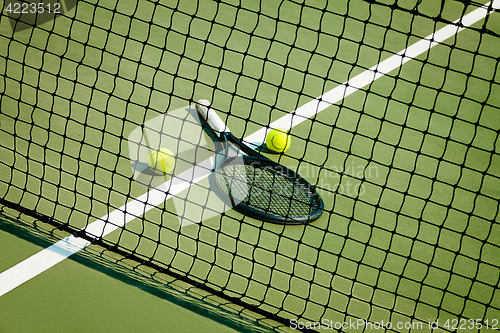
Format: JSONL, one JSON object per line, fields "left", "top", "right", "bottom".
{"left": 1, "top": 0, "right": 499, "bottom": 331}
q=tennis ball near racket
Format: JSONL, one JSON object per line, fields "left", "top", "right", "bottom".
{"left": 148, "top": 148, "right": 175, "bottom": 174}
{"left": 266, "top": 129, "right": 291, "bottom": 153}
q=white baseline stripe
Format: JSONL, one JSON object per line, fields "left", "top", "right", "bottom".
{"left": 0, "top": 160, "right": 213, "bottom": 296}
{"left": 244, "top": 0, "right": 499, "bottom": 144}
{"left": 0, "top": 1, "right": 497, "bottom": 297}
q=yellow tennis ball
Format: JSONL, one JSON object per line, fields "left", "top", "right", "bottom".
{"left": 148, "top": 148, "right": 175, "bottom": 174}
{"left": 266, "top": 129, "right": 291, "bottom": 153}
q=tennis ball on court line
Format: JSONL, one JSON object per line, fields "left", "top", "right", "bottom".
{"left": 266, "top": 128, "right": 291, "bottom": 153}
{"left": 148, "top": 148, "right": 175, "bottom": 174}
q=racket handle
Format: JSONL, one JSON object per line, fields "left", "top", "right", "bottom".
{"left": 196, "top": 100, "right": 229, "bottom": 134}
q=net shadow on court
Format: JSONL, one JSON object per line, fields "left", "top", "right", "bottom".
{"left": 0, "top": 203, "right": 292, "bottom": 333}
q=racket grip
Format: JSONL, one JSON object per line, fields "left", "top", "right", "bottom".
{"left": 196, "top": 100, "right": 229, "bottom": 134}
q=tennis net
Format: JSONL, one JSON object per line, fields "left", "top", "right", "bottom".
{"left": 1, "top": 0, "right": 499, "bottom": 331}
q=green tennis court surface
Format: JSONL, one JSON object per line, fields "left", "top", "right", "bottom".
{"left": 0, "top": 205, "right": 286, "bottom": 332}
{"left": 1, "top": 0, "right": 499, "bottom": 332}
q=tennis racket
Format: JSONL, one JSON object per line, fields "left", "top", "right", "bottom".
{"left": 195, "top": 99, "right": 324, "bottom": 224}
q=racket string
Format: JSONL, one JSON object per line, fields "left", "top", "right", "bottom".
{"left": 219, "top": 161, "right": 320, "bottom": 218}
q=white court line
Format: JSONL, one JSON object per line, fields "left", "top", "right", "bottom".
{"left": 0, "top": 0, "right": 497, "bottom": 297}
{"left": 246, "top": 0, "right": 499, "bottom": 144}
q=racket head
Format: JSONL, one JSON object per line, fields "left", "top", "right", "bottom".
{"left": 212, "top": 155, "right": 324, "bottom": 224}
